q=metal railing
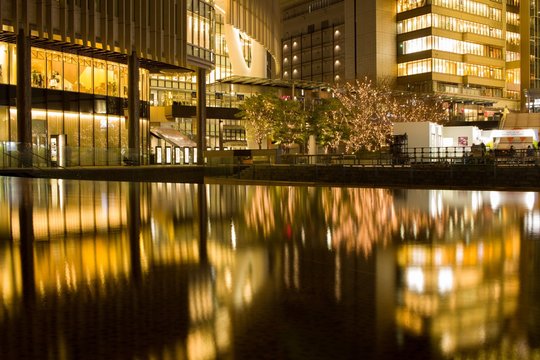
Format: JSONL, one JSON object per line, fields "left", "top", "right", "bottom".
{"left": 0, "top": 143, "right": 537, "bottom": 169}
{"left": 0, "top": 143, "right": 148, "bottom": 169}
{"left": 279, "top": 146, "right": 540, "bottom": 167}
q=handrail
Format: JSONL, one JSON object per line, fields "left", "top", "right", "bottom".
{"left": 278, "top": 146, "right": 539, "bottom": 167}
{"left": 0, "top": 143, "right": 536, "bottom": 169}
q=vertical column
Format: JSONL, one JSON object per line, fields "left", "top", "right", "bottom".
{"left": 196, "top": 67, "right": 206, "bottom": 165}
{"left": 198, "top": 183, "right": 208, "bottom": 264}
{"left": 128, "top": 50, "right": 140, "bottom": 165}
{"left": 520, "top": 0, "right": 531, "bottom": 112}
{"left": 17, "top": 28, "right": 32, "bottom": 168}
{"left": 128, "top": 182, "right": 142, "bottom": 283}
{"left": 18, "top": 179, "right": 36, "bottom": 303}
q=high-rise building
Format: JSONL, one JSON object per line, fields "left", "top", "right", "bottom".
{"left": 0, "top": 0, "right": 281, "bottom": 166}
{"left": 281, "top": 0, "right": 529, "bottom": 121}
{"left": 149, "top": 0, "right": 282, "bottom": 152}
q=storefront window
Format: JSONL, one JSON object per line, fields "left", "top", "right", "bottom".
{"left": 9, "top": 44, "right": 16, "bottom": 85}
{"left": 139, "top": 69, "right": 149, "bottom": 101}
{"left": 47, "top": 51, "right": 63, "bottom": 90}
{"left": 31, "top": 115, "right": 47, "bottom": 160}
{"left": 0, "top": 43, "right": 8, "bottom": 84}
{"left": 107, "top": 63, "right": 119, "bottom": 97}
{"left": 94, "top": 115, "right": 107, "bottom": 149}
{"left": 63, "top": 54, "right": 79, "bottom": 92}
{"left": 108, "top": 115, "right": 120, "bottom": 148}
{"left": 93, "top": 59, "right": 107, "bottom": 95}
{"left": 32, "top": 49, "right": 47, "bottom": 88}
{"left": 0, "top": 107, "right": 9, "bottom": 141}
{"left": 79, "top": 58, "right": 93, "bottom": 94}
{"left": 64, "top": 113, "right": 80, "bottom": 148}
{"left": 120, "top": 117, "right": 128, "bottom": 151}
{"left": 1, "top": 43, "right": 149, "bottom": 163}
{"left": 80, "top": 114, "right": 94, "bottom": 148}
{"left": 120, "top": 65, "right": 128, "bottom": 98}
{"left": 47, "top": 111, "right": 62, "bottom": 139}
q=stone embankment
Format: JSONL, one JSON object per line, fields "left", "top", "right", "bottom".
{"left": 231, "top": 164, "right": 540, "bottom": 190}
{"left": 1, "top": 164, "right": 539, "bottom": 190}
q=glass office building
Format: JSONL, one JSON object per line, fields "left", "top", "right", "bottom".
{"left": 0, "top": 43, "right": 149, "bottom": 165}
{"left": 281, "top": 0, "right": 528, "bottom": 120}
{"left": 0, "top": 0, "right": 281, "bottom": 166}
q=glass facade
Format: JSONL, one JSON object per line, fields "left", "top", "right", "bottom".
{"left": 531, "top": 0, "right": 540, "bottom": 90}
{"left": 397, "top": 14, "right": 502, "bottom": 39}
{"left": 149, "top": 6, "right": 251, "bottom": 151}
{"left": 187, "top": 0, "right": 215, "bottom": 63}
{"left": 0, "top": 41, "right": 150, "bottom": 166}
{"left": 397, "top": 0, "right": 519, "bottom": 115}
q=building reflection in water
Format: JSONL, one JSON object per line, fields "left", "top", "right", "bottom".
{"left": 394, "top": 190, "right": 525, "bottom": 358}
{"left": 0, "top": 178, "right": 538, "bottom": 359}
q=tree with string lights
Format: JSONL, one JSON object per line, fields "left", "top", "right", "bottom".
{"left": 391, "top": 92, "right": 449, "bottom": 125}
{"left": 237, "top": 93, "right": 276, "bottom": 149}
{"left": 311, "top": 97, "right": 349, "bottom": 153}
{"left": 333, "top": 78, "right": 394, "bottom": 153}
{"left": 272, "top": 97, "right": 309, "bottom": 153}
{"left": 333, "top": 78, "right": 449, "bottom": 153}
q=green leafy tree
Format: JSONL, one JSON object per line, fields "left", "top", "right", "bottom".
{"left": 236, "top": 93, "right": 276, "bottom": 149}
{"left": 272, "top": 98, "right": 309, "bottom": 153}
{"left": 311, "top": 97, "right": 348, "bottom": 153}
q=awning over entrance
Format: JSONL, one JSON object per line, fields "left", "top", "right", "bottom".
{"left": 217, "top": 75, "right": 331, "bottom": 90}
{"left": 150, "top": 127, "right": 197, "bottom": 147}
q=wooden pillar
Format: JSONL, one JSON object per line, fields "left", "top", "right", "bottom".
{"left": 16, "top": 28, "right": 32, "bottom": 167}
{"left": 128, "top": 50, "right": 140, "bottom": 164}
{"left": 196, "top": 67, "right": 206, "bottom": 165}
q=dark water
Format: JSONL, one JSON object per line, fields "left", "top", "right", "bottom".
{"left": 0, "top": 177, "right": 539, "bottom": 360}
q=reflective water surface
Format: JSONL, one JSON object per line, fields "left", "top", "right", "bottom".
{"left": 0, "top": 177, "right": 539, "bottom": 360}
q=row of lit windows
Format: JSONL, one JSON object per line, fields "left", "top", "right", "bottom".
{"left": 436, "top": 82, "right": 503, "bottom": 98}
{"left": 0, "top": 108, "right": 149, "bottom": 165}
{"left": 506, "top": 51, "right": 520, "bottom": 62}
{"left": 398, "top": 58, "right": 503, "bottom": 80}
{"left": 401, "top": 36, "right": 502, "bottom": 59}
{"left": 397, "top": 0, "right": 427, "bottom": 13}
{"left": 397, "top": 14, "right": 502, "bottom": 39}
{"left": 0, "top": 42, "right": 150, "bottom": 100}
{"left": 506, "top": 68, "right": 520, "bottom": 85}
{"left": 506, "top": 12, "right": 519, "bottom": 27}
{"left": 187, "top": 0, "right": 215, "bottom": 58}
{"left": 431, "top": 0, "right": 501, "bottom": 21}
{"left": 149, "top": 12, "right": 233, "bottom": 108}
{"left": 507, "top": 31, "right": 520, "bottom": 46}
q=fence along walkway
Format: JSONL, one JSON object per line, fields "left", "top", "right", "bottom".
{"left": 279, "top": 146, "right": 539, "bottom": 167}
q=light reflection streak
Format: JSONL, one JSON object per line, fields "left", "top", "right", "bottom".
{"left": 0, "top": 178, "right": 536, "bottom": 359}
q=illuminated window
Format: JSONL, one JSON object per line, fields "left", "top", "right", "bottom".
{"left": 397, "top": 0, "right": 426, "bottom": 13}
{"left": 506, "top": 68, "right": 520, "bottom": 85}
{"left": 398, "top": 14, "right": 502, "bottom": 39}
{"left": 431, "top": 0, "right": 501, "bottom": 21}
{"left": 506, "top": 51, "right": 520, "bottom": 62}
{"left": 402, "top": 36, "right": 498, "bottom": 58}
{"left": 398, "top": 59, "right": 432, "bottom": 76}
{"left": 506, "top": 32, "right": 520, "bottom": 46}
